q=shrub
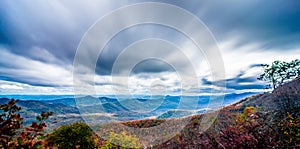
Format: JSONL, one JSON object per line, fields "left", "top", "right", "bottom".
{"left": 46, "top": 121, "right": 96, "bottom": 149}
{"left": 101, "top": 131, "right": 142, "bottom": 149}
{"left": 277, "top": 113, "right": 300, "bottom": 148}
{"left": 216, "top": 107, "right": 277, "bottom": 148}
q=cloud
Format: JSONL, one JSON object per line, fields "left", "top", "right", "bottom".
{"left": 0, "top": 48, "right": 73, "bottom": 87}
{"left": 0, "top": 84, "right": 23, "bottom": 90}
{"left": 0, "top": 80, "right": 73, "bottom": 94}
{"left": 0, "top": 0, "right": 134, "bottom": 64}
{"left": 202, "top": 64, "right": 267, "bottom": 93}
{"left": 191, "top": 0, "right": 300, "bottom": 50}
{"left": 218, "top": 38, "right": 300, "bottom": 79}
{"left": 94, "top": 24, "right": 199, "bottom": 76}
{"left": 0, "top": 0, "right": 300, "bottom": 95}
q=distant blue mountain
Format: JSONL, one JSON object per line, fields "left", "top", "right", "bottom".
{"left": 0, "top": 92, "right": 259, "bottom": 127}
{"left": 0, "top": 95, "right": 75, "bottom": 101}
{"left": 46, "top": 98, "right": 77, "bottom": 107}
{"left": 0, "top": 97, "right": 78, "bottom": 114}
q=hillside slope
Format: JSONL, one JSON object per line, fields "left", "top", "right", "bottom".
{"left": 234, "top": 77, "right": 300, "bottom": 112}
{"left": 101, "top": 78, "right": 300, "bottom": 148}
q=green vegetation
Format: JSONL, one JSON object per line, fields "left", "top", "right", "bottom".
{"left": 46, "top": 122, "right": 96, "bottom": 149}
{"left": 101, "top": 132, "right": 142, "bottom": 149}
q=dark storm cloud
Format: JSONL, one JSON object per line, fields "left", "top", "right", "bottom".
{"left": 95, "top": 24, "right": 187, "bottom": 75}
{"left": 190, "top": 0, "right": 300, "bottom": 50}
{"left": 0, "top": 76, "right": 59, "bottom": 87}
{"left": 201, "top": 63, "right": 266, "bottom": 91}
{"left": 202, "top": 77, "right": 265, "bottom": 91}
{"left": 130, "top": 59, "right": 174, "bottom": 74}
{"left": 154, "top": 0, "right": 300, "bottom": 50}
{"left": 2, "top": 0, "right": 300, "bottom": 63}
{"left": 0, "top": 1, "right": 88, "bottom": 64}
{"left": 94, "top": 82, "right": 126, "bottom": 87}
{"left": 202, "top": 71, "right": 266, "bottom": 91}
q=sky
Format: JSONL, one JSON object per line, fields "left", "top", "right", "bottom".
{"left": 0, "top": 0, "right": 300, "bottom": 95}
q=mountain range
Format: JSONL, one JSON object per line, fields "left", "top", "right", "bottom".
{"left": 0, "top": 92, "right": 257, "bottom": 129}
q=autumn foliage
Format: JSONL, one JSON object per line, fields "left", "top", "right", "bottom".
{"left": 0, "top": 99, "right": 53, "bottom": 148}
{"left": 1, "top": 88, "right": 300, "bottom": 149}
{"left": 0, "top": 99, "right": 23, "bottom": 148}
